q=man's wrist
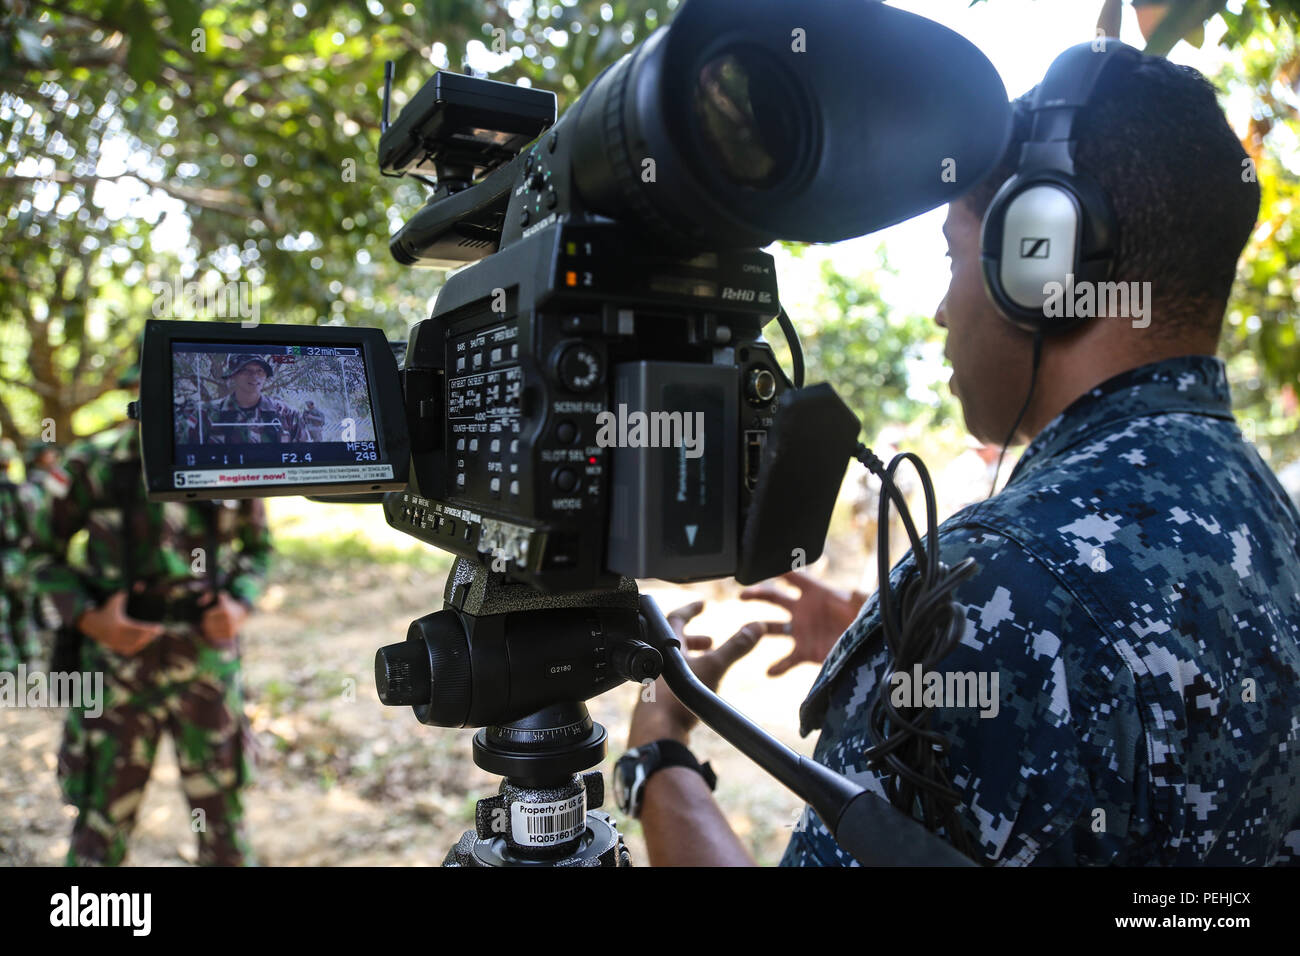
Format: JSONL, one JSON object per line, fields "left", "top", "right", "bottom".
{"left": 627, "top": 705, "right": 691, "bottom": 749}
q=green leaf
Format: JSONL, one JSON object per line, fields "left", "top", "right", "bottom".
{"left": 161, "top": 0, "right": 203, "bottom": 43}
{"left": 124, "top": 9, "right": 161, "bottom": 83}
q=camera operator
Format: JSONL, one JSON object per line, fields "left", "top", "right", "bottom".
{"left": 620, "top": 50, "right": 1300, "bottom": 866}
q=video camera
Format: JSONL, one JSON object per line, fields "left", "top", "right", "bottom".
{"left": 133, "top": 0, "right": 1010, "bottom": 866}
{"left": 138, "top": 0, "right": 1009, "bottom": 593}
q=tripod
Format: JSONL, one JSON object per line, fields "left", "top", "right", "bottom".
{"left": 374, "top": 557, "right": 976, "bottom": 867}
{"left": 443, "top": 702, "right": 629, "bottom": 866}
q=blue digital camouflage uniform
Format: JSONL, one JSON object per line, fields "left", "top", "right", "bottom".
{"left": 782, "top": 355, "right": 1300, "bottom": 866}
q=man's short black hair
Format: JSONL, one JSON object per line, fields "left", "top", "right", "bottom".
{"left": 960, "top": 55, "right": 1260, "bottom": 339}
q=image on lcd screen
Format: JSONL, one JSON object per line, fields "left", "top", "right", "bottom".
{"left": 170, "top": 342, "right": 393, "bottom": 489}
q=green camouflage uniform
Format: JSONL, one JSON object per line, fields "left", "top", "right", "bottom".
{"left": 0, "top": 469, "right": 35, "bottom": 672}
{"left": 18, "top": 454, "right": 72, "bottom": 662}
{"left": 189, "top": 393, "right": 310, "bottom": 445}
{"left": 301, "top": 403, "right": 326, "bottom": 442}
{"left": 38, "top": 421, "right": 271, "bottom": 866}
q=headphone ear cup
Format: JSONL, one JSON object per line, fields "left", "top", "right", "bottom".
{"left": 982, "top": 175, "right": 1081, "bottom": 331}
{"left": 981, "top": 170, "right": 1120, "bottom": 334}
{"left": 1064, "top": 173, "right": 1119, "bottom": 283}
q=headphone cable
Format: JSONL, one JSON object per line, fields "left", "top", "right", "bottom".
{"left": 854, "top": 443, "right": 981, "bottom": 860}
{"left": 987, "top": 330, "right": 1044, "bottom": 499}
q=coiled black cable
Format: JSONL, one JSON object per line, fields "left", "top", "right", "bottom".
{"left": 853, "top": 442, "right": 981, "bottom": 860}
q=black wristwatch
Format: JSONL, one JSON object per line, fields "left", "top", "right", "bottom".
{"left": 613, "top": 739, "right": 717, "bottom": 819}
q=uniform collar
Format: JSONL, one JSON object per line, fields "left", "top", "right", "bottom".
{"left": 1007, "top": 353, "right": 1234, "bottom": 485}
{"left": 224, "top": 392, "right": 268, "bottom": 412}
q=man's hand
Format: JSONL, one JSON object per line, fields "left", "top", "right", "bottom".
{"left": 628, "top": 600, "right": 786, "bottom": 748}
{"left": 739, "top": 570, "right": 866, "bottom": 675}
{"left": 198, "top": 591, "right": 248, "bottom": 646}
{"left": 76, "top": 591, "right": 164, "bottom": 657}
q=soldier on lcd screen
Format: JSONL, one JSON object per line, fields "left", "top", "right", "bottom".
{"left": 188, "top": 354, "right": 310, "bottom": 445}
{"left": 301, "top": 400, "right": 326, "bottom": 442}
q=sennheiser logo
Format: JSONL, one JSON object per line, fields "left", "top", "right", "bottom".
{"left": 49, "top": 886, "right": 151, "bottom": 936}
{"left": 1020, "top": 237, "right": 1051, "bottom": 258}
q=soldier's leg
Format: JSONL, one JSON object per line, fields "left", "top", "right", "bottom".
{"left": 0, "top": 592, "right": 18, "bottom": 673}
{"left": 14, "top": 591, "right": 39, "bottom": 663}
{"left": 168, "top": 631, "right": 253, "bottom": 866}
{"left": 58, "top": 641, "right": 167, "bottom": 866}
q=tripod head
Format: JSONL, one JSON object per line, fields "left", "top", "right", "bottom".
{"left": 373, "top": 558, "right": 975, "bottom": 867}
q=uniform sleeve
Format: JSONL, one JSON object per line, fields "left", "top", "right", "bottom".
{"left": 780, "top": 525, "right": 1147, "bottom": 866}
{"left": 226, "top": 498, "right": 271, "bottom": 606}
{"left": 34, "top": 452, "right": 101, "bottom": 627}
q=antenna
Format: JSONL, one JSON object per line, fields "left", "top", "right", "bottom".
{"left": 381, "top": 60, "right": 395, "bottom": 133}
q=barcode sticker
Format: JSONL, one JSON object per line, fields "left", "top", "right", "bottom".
{"left": 510, "top": 793, "right": 587, "bottom": 847}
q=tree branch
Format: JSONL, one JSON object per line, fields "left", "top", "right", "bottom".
{"left": 0, "top": 170, "right": 256, "bottom": 218}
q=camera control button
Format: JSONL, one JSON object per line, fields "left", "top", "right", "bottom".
{"left": 509, "top": 479, "right": 520, "bottom": 496}
{"left": 469, "top": 438, "right": 479, "bottom": 453}
{"left": 555, "top": 420, "right": 578, "bottom": 444}
{"left": 489, "top": 438, "right": 501, "bottom": 454}
{"left": 510, "top": 439, "right": 520, "bottom": 455}
{"left": 553, "top": 468, "right": 578, "bottom": 493}
{"left": 489, "top": 477, "right": 501, "bottom": 497}
{"left": 554, "top": 343, "right": 602, "bottom": 392}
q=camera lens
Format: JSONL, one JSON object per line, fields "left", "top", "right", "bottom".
{"left": 691, "top": 46, "right": 803, "bottom": 190}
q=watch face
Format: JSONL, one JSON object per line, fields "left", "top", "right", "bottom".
{"left": 612, "top": 752, "right": 636, "bottom": 812}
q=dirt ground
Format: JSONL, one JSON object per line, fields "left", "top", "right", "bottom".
{"left": 0, "top": 536, "right": 870, "bottom": 867}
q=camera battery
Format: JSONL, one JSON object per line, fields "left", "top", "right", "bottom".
{"left": 606, "top": 362, "right": 738, "bottom": 580}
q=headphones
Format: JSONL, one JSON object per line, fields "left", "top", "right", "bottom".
{"left": 980, "top": 40, "right": 1146, "bottom": 334}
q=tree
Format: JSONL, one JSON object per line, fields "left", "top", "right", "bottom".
{"left": 0, "top": 0, "right": 677, "bottom": 443}
{"left": 788, "top": 254, "right": 955, "bottom": 445}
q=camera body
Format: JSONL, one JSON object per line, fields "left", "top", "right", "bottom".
{"left": 388, "top": 219, "right": 795, "bottom": 593}
{"left": 137, "top": 0, "right": 1013, "bottom": 597}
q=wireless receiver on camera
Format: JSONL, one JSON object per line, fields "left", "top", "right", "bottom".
{"left": 134, "top": 0, "right": 1011, "bottom": 866}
